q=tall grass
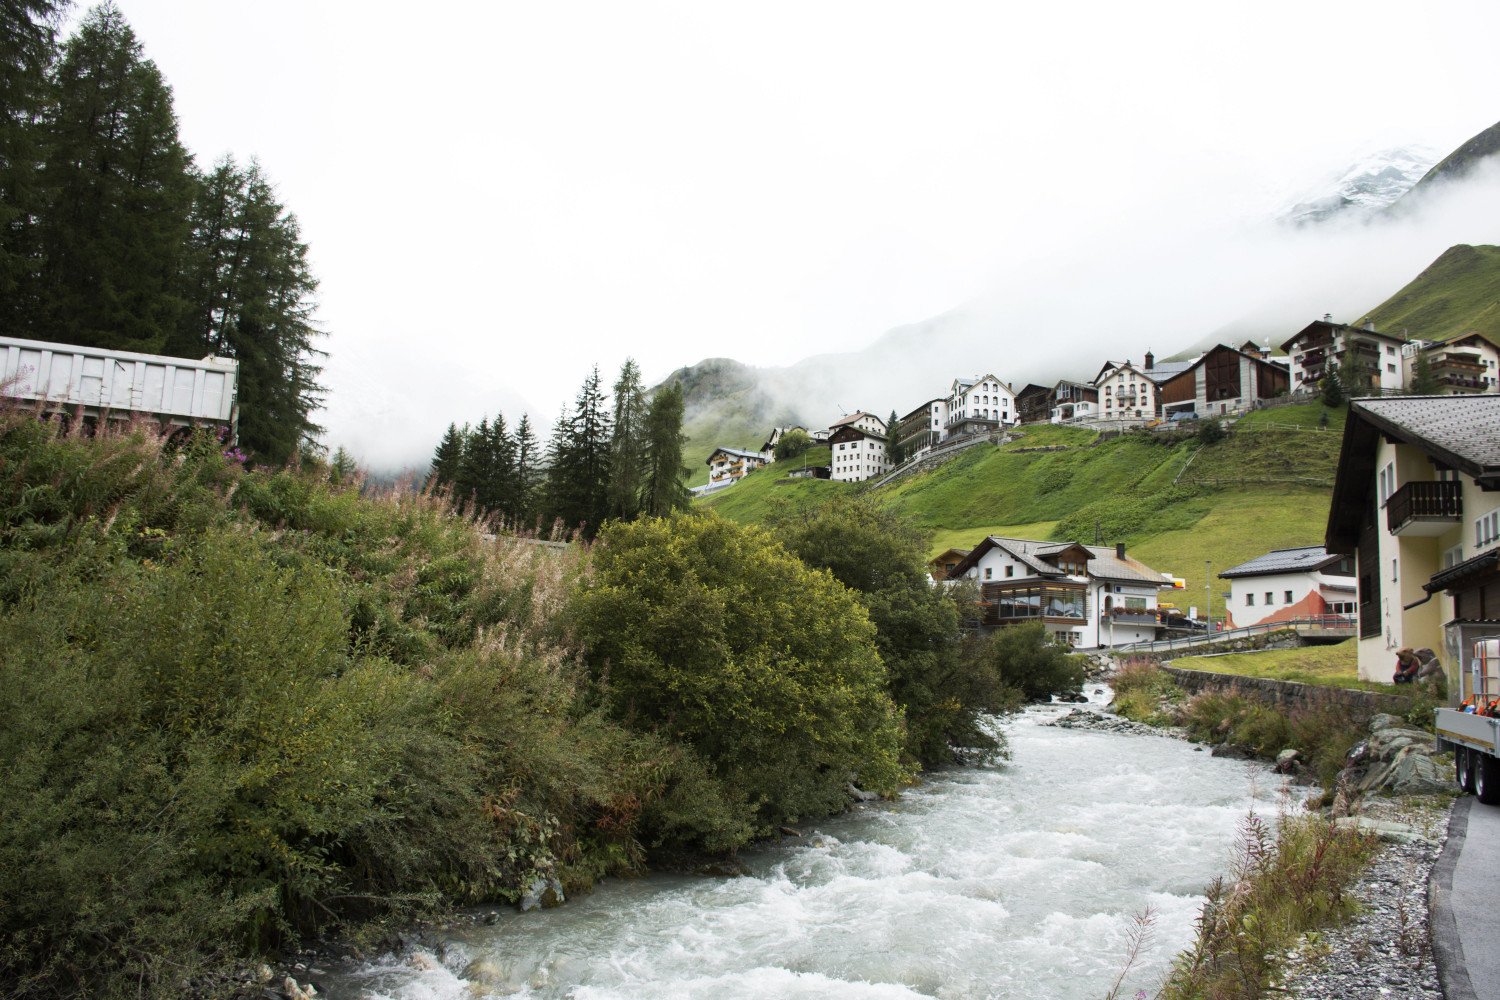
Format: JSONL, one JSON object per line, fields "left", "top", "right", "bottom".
{"left": 0, "top": 409, "right": 695, "bottom": 998}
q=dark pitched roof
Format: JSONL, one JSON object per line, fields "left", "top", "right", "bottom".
{"left": 704, "top": 446, "right": 765, "bottom": 465}
{"left": 830, "top": 411, "right": 881, "bottom": 429}
{"left": 1219, "top": 546, "right": 1348, "bottom": 579}
{"left": 1142, "top": 359, "right": 1195, "bottom": 383}
{"left": 947, "top": 536, "right": 1169, "bottom": 586}
{"left": 1280, "top": 318, "right": 1406, "bottom": 352}
{"left": 1325, "top": 395, "right": 1500, "bottom": 551}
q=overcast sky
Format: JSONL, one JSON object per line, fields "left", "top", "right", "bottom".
{"left": 91, "top": 0, "right": 1500, "bottom": 470}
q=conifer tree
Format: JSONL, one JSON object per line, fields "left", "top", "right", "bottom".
{"left": 606, "top": 358, "right": 648, "bottom": 521}
{"left": 1408, "top": 351, "right": 1439, "bottom": 395}
{"left": 429, "top": 422, "right": 466, "bottom": 490}
{"left": 513, "top": 413, "right": 539, "bottom": 527}
{"left": 455, "top": 417, "right": 492, "bottom": 513}
{"left": 544, "top": 367, "right": 612, "bottom": 536}
{"left": 0, "top": 1, "right": 67, "bottom": 328}
{"left": 639, "top": 382, "right": 690, "bottom": 517}
{"left": 886, "top": 408, "right": 902, "bottom": 465}
{"left": 32, "top": 2, "right": 196, "bottom": 352}
{"left": 485, "top": 413, "right": 517, "bottom": 521}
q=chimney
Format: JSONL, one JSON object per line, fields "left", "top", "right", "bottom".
{"left": 1364, "top": 321, "right": 1376, "bottom": 332}
{"left": 1115, "top": 542, "right": 1126, "bottom": 560}
{"left": 1323, "top": 313, "right": 1333, "bottom": 323}
{"left": 1144, "top": 350, "right": 1155, "bottom": 370}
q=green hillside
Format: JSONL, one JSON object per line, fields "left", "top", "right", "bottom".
{"left": 1361, "top": 244, "right": 1500, "bottom": 345}
{"left": 702, "top": 405, "right": 1347, "bottom": 623}
{"left": 657, "top": 358, "right": 805, "bottom": 486}
{"left": 1399, "top": 119, "right": 1500, "bottom": 202}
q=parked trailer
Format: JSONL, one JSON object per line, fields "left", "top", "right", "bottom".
{"left": 1437, "top": 638, "right": 1500, "bottom": 804}
{"left": 0, "top": 335, "right": 238, "bottom": 441}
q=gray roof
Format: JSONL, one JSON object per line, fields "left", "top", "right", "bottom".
{"left": 1143, "top": 360, "right": 1195, "bottom": 383}
{"left": 951, "top": 536, "right": 1169, "bottom": 586}
{"left": 1353, "top": 396, "right": 1500, "bottom": 474}
{"left": 705, "top": 446, "right": 765, "bottom": 464}
{"left": 1219, "top": 546, "right": 1347, "bottom": 579}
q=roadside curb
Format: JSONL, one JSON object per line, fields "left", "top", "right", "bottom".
{"left": 1430, "top": 796, "right": 1476, "bottom": 1000}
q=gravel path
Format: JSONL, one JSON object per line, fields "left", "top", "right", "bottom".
{"left": 1280, "top": 797, "right": 1452, "bottom": 999}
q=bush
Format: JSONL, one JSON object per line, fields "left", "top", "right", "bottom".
{"left": 971, "top": 622, "right": 1086, "bottom": 702}
{"left": 1196, "top": 417, "right": 1225, "bottom": 445}
{"left": 773, "top": 428, "right": 811, "bottom": 461}
{"left": 1110, "top": 658, "right": 1182, "bottom": 725}
{"left": 573, "top": 512, "right": 911, "bottom": 840}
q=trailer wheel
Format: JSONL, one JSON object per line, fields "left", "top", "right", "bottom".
{"left": 1457, "top": 746, "right": 1477, "bottom": 794}
{"left": 1477, "top": 752, "right": 1500, "bottom": 806}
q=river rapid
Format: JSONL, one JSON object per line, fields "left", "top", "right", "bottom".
{"left": 325, "top": 695, "right": 1283, "bottom": 1000}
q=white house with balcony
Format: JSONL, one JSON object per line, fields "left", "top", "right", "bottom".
{"left": 945, "top": 375, "right": 1014, "bottom": 437}
{"left": 1400, "top": 333, "right": 1500, "bottom": 395}
{"left": 827, "top": 411, "right": 889, "bottom": 482}
{"left": 705, "top": 446, "right": 769, "bottom": 484}
{"left": 1325, "top": 396, "right": 1500, "bottom": 684}
{"left": 946, "top": 536, "right": 1172, "bottom": 647}
{"left": 1218, "top": 546, "right": 1357, "bottom": 629}
{"left": 1281, "top": 317, "right": 1408, "bottom": 396}
{"left": 1094, "top": 360, "right": 1160, "bottom": 420}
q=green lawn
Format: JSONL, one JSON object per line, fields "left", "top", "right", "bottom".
{"left": 926, "top": 521, "right": 1061, "bottom": 558}
{"left": 696, "top": 446, "right": 853, "bottom": 523}
{"left": 1172, "top": 640, "right": 1381, "bottom": 690}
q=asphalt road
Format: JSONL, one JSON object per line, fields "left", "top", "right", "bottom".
{"left": 1431, "top": 796, "right": 1500, "bottom": 1000}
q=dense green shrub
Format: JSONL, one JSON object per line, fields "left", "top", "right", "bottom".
{"left": 0, "top": 412, "right": 664, "bottom": 998}
{"left": 772, "top": 498, "right": 1010, "bottom": 764}
{"left": 1110, "top": 657, "right": 1183, "bottom": 725}
{"left": 574, "top": 512, "right": 911, "bottom": 837}
{"left": 970, "top": 622, "right": 1087, "bottom": 701}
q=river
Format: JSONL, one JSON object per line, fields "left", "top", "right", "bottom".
{"left": 324, "top": 694, "right": 1282, "bottom": 1000}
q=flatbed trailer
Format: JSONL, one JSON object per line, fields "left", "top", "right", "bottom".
{"left": 1436, "top": 638, "right": 1500, "bottom": 804}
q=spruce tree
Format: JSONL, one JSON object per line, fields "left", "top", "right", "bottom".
{"left": 545, "top": 367, "right": 612, "bottom": 536}
{"left": 33, "top": 3, "right": 196, "bottom": 352}
{"left": 429, "top": 422, "right": 466, "bottom": 490}
{"left": 640, "top": 382, "right": 690, "bottom": 517}
{"left": 606, "top": 358, "right": 648, "bottom": 521}
{"left": 886, "top": 408, "right": 902, "bottom": 465}
{"left": 0, "top": 1, "right": 67, "bottom": 329}
{"left": 1408, "top": 351, "right": 1440, "bottom": 394}
{"left": 456, "top": 417, "right": 492, "bottom": 513}
{"left": 513, "top": 413, "right": 539, "bottom": 528}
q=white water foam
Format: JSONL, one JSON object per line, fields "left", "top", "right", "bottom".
{"left": 329, "top": 697, "right": 1281, "bottom": 1000}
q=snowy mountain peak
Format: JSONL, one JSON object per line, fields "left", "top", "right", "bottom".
{"left": 1279, "top": 145, "right": 1440, "bottom": 226}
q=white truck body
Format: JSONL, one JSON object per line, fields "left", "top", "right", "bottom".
{"left": 1, "top": 335, "right": 238, "bottom": 437}
{"left": 1437, "top": 638, "right": 1500, "bottom": 803}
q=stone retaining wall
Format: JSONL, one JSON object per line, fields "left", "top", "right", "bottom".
{"left": 1160, "top": 665, "right": 1413, "bottom": 716}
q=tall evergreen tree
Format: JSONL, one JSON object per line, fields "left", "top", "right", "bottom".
{"left": 513, "top": 413, "right": 539, "bottom": 528}
{"left": 485, "top": 413, "right": 517, "bottom": 521}
{"left": 639, "top": 382, "right": 690, "bottom": 518}
{"left": 1408, "top": 351, "right": 1440, "bottom": 394}
{"left": 169, "top": 158, "right": 324, "bottom": 464}
{"left": 429, "top": 422, "right": 466, "bottom": 490}
{"left": 0, "top": 0, "right": 67, "bottom": 328}
{"left": 32, "top": 2, "right": 195, "bottom": 352}
{"left": 885, "top": 408, "right": 902, "bottom": 465}
{"left": 455, "top": 417, "right": 491, "bottom": 513}
{"left": 606, "top": 358, "right": 648, "bottom": 521}
{"left": 544, "top": 368, "right": 612, "bottom": 537}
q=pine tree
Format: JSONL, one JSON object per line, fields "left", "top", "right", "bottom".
{"left": 886, "top": 408, "right": 902, "bottom": 465}
{"left": 429, "top": 422, "right": 466, "bottom": 490}
{"left": 485, "top": 412, "right": 517, "bottom": 521}
{"left": 1320, "top": 368, "right": 1345, "bottom": 408}
{"left": 606, "top": 358, "right": 648, "bottom": 521}
{"left": 455, "top": 417, "right": 492, "bottom": 513}
{"left": 545, "top": 367, "right": 612, "bottom": 536}
{"left": 32, "top": 3, "right": 196, "bottom": 352}
{"left": 0, "top": 1, "right": 67, "bottom": 328}
{"left": 1408, "top": 351, "right": 1440, "bottom": 395}
{"left": 639, "top": 382, "right": 690, "bottom": 518}
{"left": 169, "top": 159, "right": 324, "bottom": 464}
{"left": 513, "top": 413, "right": 539, "bottom": 528}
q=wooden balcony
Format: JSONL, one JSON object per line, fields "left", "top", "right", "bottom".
{"left": 1385, "top": 480, "right": 1462, "bottom": 536}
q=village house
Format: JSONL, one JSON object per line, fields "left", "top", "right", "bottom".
{"left": 1218, "top": 546, "right": 1356, "bottom": 629}
{"left": 945, "top": 375, "right": 1014, "bottom": 436}
{"left": 1049, "top": 379, "right": 1099, "bottom": 423}
{"left": 893, "top": 398, "right": 948, "bottom": 462}
{"left": 828, "top": 412, "right": 889, "bottom": 483}
{"left": 760, "top": 425, "right": 807, "bottom": 455}
{"left": 1401, "top": 332, "right": 1500, "bottom": 395}
{"left": 946, "top": 536, "right": 1172, "bottom": 647}
{"left": 927, "top": 547, "right": 970, "bottom": 582}
{"left": 704, "top": 446, "right": 770, "bottom": 484}
{"left": 1282, "top": 316, "right": 1408, "bottom": 396}
{"left": 1324, "top": 396, "right": 1500, "bottom": 684}
{"left": 1014, "top": 383, "right": 1053, "bottom": 425}
{"left": 1156, "top": 344, "right": 1290, "bottom": 420}
{"left": 1094, "top": 358, "right": 1161, "bottom": 421}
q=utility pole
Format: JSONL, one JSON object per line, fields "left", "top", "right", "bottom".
{"left": 1205, "top": 559, "right": 1212, "bottom": 631}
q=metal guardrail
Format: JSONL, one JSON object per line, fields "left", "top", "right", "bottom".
{"left": 1112, "top": 615, "right": 1357, "bottom": 655}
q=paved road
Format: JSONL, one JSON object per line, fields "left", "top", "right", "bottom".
{"left": 1431, "top": 796, "right": 1500, "bottom": 999}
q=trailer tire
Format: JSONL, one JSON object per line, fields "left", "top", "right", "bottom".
{"left": 1477, "top": 752, "right": 1500, "bottom": 806}
{"left": 1457, "top": 746, "right": 1477, "bottom": 794}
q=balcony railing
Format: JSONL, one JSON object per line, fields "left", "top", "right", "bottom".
{"left": 1385, "top": 480, "right": 1462, "bottom": 533}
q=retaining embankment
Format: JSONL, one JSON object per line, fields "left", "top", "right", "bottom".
{"left": 1159, "top": 665, "right": 1412, "bottom": 716}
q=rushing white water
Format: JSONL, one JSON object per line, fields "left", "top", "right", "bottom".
{"left": 326, "top": 695, "right": 1285, "bottom": 1000}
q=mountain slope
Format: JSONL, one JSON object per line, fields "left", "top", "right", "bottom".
{"left": 702, "top": 404, "right": 1346, "bottom": 623}
{"left": 1279, "top": 146, "right": 1436, "bottom": 227}
{"left": 1391, "top": 118, "right": 1500, "bottom": 209}
{"left": 1361, "top": 244, "right": 1500, "bottom": 343}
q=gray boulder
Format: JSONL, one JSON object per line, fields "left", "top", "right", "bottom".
{"left": 518, "top": 876, "right": 565, "bottom": 912}
{"left": 1368, "top": 713, "right": 1404, "bottom": 732}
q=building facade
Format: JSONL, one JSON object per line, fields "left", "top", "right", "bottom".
{"left": 945, "top": 375, "right": 1014, "bottom": 436}
{"left": 893, "top": 398, "right": 948, "bottom": 461}
{"left": 1157, "top": 344, "right": 1291, "bottom": 419}
{"left": 1325, "top": 396, "right": 1500, "bottom": 684}
{"left": 705, "top": 446, "right": 770, "bottom": 484}
{"left": 1401, "top": 333, "right": 1500, "bottom": 395}
{"left": 1219, "top": 546, "right": 1356, "bottom": 629}
{"left": 1095, "top": 361, "right": 1160, "bottom": 420}
{"left": 1049, "top": 380, "right": 1099, "bottom": 423}
{"left": 1281, "top": 317, "right": 1408, "bottom": 396}
{"left": 947, "top": 536, "right": 1171, "bottom": 647}
{"left": 828, "top": 424, "right": 889, "bottom": 482}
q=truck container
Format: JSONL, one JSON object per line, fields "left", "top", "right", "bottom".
{"left": 1437, "top": 638, "right": 1500, "bottom": 804}
{"left": 1, "top": 335, "right": 238, "bottom": 440}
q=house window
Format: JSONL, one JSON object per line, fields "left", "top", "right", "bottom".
{"left": 1284, "top": 590, "right": 1293, "bottom": 604}
{"left": 1443, "top": 543, "right": 1464, "bottom": 569}
{"left": 1377, "top": 462, "right": 1395, "bottom": 503}
{"left": 1246, "top": 594, "right": 1254, "bottom": 606}
{"left": 1392, "top": 559, "right": 1398, "bottom": 582}
{"left": 984, "top": 568, "right": 992, "bottom": 580}
{"left": 1387, "top": 364, "right": 1396, "bottom": 374}
{"left": 1478, "top": 510, "right": 1500, "bottom": 548}
{"left": 1264, "top": 591, "right": 1274, "bottom": 605}
{"left": 1005, "top": 565, "right": 1014, "bottom": 578}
